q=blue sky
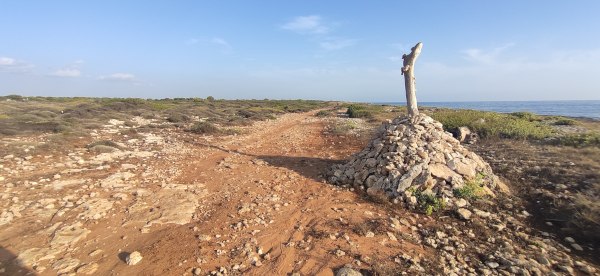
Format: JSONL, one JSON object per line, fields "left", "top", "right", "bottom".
{"left": 1, "top": 1, "right": 599, "bottom": 101}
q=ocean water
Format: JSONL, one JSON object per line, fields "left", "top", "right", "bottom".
{"left": 381, "top": 101, "right": 600, "bottom": 120}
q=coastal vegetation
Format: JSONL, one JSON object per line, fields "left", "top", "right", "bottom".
{"left": 0, "top": 96, "right": 328, "bottom": 138}
{"left": 326, "top": 102, "right": 600, "bottom": 148}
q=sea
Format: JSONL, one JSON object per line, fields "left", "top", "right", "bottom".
{"left": 380, "top": 100, "right": 600, "bottom": 120}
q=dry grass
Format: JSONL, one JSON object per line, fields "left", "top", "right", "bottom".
{"left": 352, "top": 218, "right": 388, "bottom": 236}
{"left": 573, "top": 183, "right": 600, "bottom": 238}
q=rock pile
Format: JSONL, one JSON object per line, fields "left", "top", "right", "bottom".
{"left": 329, "top": 114, "right": 507, "bottom": 207}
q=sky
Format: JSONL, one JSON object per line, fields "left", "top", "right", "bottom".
{"left": 1, "top": 1, "right": 599, "bottom": 102}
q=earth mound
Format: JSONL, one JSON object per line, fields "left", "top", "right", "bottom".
{"left": 329, "top": 114, "right": 508, "bottom": 208}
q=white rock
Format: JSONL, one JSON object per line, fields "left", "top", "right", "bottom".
{"left": 564, "top": 237, "right": 575, "bottom": 243}
{"left": 126, "top": 251, "right": 142, "bottom": 265}
{"left": 457, "top": 208, "right": 472, "bottom": 220}
{"left": 571, "top": 243, "right": 584, "bottom": 251}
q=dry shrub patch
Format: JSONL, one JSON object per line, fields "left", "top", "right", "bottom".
{"left": 86, "top": 140, "right": 122, "bottom": 150}
{"left": 0, "top": 96, "right": 329, "bottom": 137}
{"left": 189, "top": 121, "right": 220, "bottom": 134}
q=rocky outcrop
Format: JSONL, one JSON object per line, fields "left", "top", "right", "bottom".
{"left": 329, "top": 114, "right": 507, "bottom": 207}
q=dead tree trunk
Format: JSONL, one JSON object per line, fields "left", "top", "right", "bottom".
{"left": 402, "top": 42, "right": 423, "bottom": 118}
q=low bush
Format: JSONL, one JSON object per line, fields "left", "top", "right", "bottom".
{"left": 412, "top": 189, "right": 446, "bottom": 215}
{"left": 554, "top": 118, "right": 577, "bottom": 126}
{"left": 190, "top": 121, "right": 220, "bottom": 134}
{"left": 86, "top": 140, "right": 122, "bottom": 150}
{"left": 454, "top": 173, "right": 486, "bottom": 199}
{"left": 315, "top": 110, "right": 332, "bottom": 117}
{"left": 346, "top": 104, "right": 373, "bottom": 119}
{"left": 554, "top": 132, "right": 600, "bottom": 147}
{"left": 329, "top": 120, "right": 357, "bottom": 135}
{"left": 510, "top": 111, "right": 540, "bottom": 121}
{"left": 430, "top": 109, "right": 554, "bottom": 140}
{"left": 166, "top": 113, "right": 190, "bottom": 123}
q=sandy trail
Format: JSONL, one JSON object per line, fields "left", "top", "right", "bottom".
{"left": 132, "top": 112, "right": 426, "bottom": 275}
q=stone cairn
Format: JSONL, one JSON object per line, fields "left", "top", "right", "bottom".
{"left": 328, "top": 113, "right": 506, "bottom": 208}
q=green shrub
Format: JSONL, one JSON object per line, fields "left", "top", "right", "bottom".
{"left": 413, "top": 190, "right": 446, "bottom": 215}
{"left": 30, "top": 121, "right": 70, "bottom": 133}
{"left": 4, "top": 94, "right": 25, "bottom": 101}
{"left": 554, "top": 118, "right": 577, "bottom": 126}
{"left": 555, "top": 133, "right": 600, "bottom": 147}
{"left": 510, "top": 111, "right": 540, "bottom": 121}
{"left": 454, "top": 174, "right": 486, "bottom": 199}
{"left": 237, "top": 107, "right": 281, "bottom": 120}
{"left": 166, "top": 113, "right": 190, "bottom": 123}
{"left": 329, "top": 120, "right": 357, "bottom": 135}
{"left": 315, "top": 110, "right": 332, "bottom": 117}
{"left": 346, "top": 104, "right": 373, "bottom": 119}
{"left": 147, "top": 101, "right": 174, "bottom": 110}
{"left": 190, "top": 121, "right": 219, "bottom": 134}
{"left": 430, "top": 109, "right": 553, "bottom": 140}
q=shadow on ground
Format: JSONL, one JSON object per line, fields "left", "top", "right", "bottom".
{"left": 185, "top": 140, "right": 346, "bottom": 182}
{"left": 0, "top": 247, "right": 34, "bottom": 276}
{"left": 257, "top": 155, "right": 344, "bottom": 181}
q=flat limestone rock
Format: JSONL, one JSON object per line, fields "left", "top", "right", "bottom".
{"left": 429, "top": 163, "right": 460, "bottom": 182}
{"left": 77, "top": 198, "right": 113, "bottom": 220}
{"left": 52, "top": 257, "right": 80, "bottom": 274}
{"left": 15, "top": 247, "right": 56, "bottom": 267}
{"left": 50, "top": 222, "right": 91, "bottom": 249}
{"left": 125, "top": 184, "right": 207, "bottom": 231}
{"left": 100, "top": 172, "right": 136, "bottom": 189}
{"left": 146, "top": 192, "right": 199, "bottom": 227}
{"left": 51, "top": 179, "right": 83, "bottom": 190}
{"left": 76, "top": 262, "right": 99, "bottom": 274}
{"left": 0, "top": 210, "right": 15, "bottom": 225}
{"left": 91, "top": 151, "right": 154, "bottom": 165}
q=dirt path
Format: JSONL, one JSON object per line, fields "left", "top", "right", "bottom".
{"left": 130, "top": 112, "right": 427, "bottom": 275}
{"left": 0, "top": 111, "right": 429, "bottom": 275}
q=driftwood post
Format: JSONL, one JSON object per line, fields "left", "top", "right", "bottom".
{"left": 402, "top": 42, "right": 423, "bottom": 118}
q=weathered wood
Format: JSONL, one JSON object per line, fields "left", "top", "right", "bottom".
{"left": 402, "top": 42, "right": 423, "bottom": 119}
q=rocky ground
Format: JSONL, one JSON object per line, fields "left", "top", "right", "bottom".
{"left": 0, "top": 110, "right": 598, "bottom": 275}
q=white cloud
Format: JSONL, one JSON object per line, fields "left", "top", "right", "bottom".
{"left": 281, "top": 15, "right": 355, "bottom": 51}
{"left": 210, "top": 37, "right": 232, "bottom": 52}
{"left": 48, "top": 60, "right": 85, "bottom": 78}
{"left": 98, "top": 73, "right": 136, "bottom": 81}
{"left": 461, "top": 43, "right": 516, "bottom": 64}
{"left": 319, "top": 38, "right": 356, "bottom": 50}
{"left": 50, "top": 68, "right": 81, "bottom": 78}
{"left": 186, "top": 38, "right": 200, "bottom": 45}
{"left": 0, "top": 57, "right": 16, "bottom": 65}
{"left": 419, "top": 46, "right": 600, "bottom": 101}
{"left": 186, "top": 37, "right": 233, "bottom": 53}
{"left": 281, "top": 15, "right": 329, "bottom": 34}
{"left": 0, "top": 56, "right": 34, "bottom": 73}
